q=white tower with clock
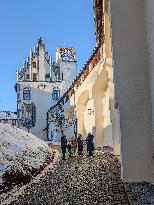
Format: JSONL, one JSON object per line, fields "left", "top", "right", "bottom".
{"left": 15, "top": 38, "right": 77, "bottom": 140}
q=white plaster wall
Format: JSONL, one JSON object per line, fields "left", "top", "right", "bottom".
{"left": 84, "top": 98, "right": 95, "bottom": 136}
{"left": 60, "top": 61, "right": 77, "bottom": 90}
{"left": 94, "top": 91, "right": 104, "bottom": 147}
{"left": 145, "top": 0, "right": 154, "bottom": 144}
{"left": 106, "top": 58, "right": 120, "bottom": 155}
{"left": 65, "top": 121, "right": 75, "bottom": 141}
{"left": 18, "top": 82, "right": 62, "bottom": 140}
{"left": 38, "top": 47, "right": 45, "bottom": 81}
{"left": 110, "top": 0, "right": 154, "bottom": 182}
{"left": 48, "top": 122, "right": 61, "bottom": 145}
{"left": 103, "top": 88, "right": 113, "bottom": 147}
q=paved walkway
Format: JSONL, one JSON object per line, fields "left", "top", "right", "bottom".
{"left": 10, "top": 149, "right": 138, "bottom": 205}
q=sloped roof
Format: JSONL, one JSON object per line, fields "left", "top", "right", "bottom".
{"left": 0, "top": 111, "right": 17, "bottom": 120}
{"left": 93, "top": 0, "right": 104, "bottom": 46}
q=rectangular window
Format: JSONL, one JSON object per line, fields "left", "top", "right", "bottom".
{"left": 52, "top": 90, "right": 60, "bottom": 101}
{"left": 88, "top": 109, "right": 92, "bottom": 115}
{"left": 46, "top": 73, "right": 50, "bottom": 78}
{"left": 25, "top": 104, "right": 32, "bottom": 117}
{"left": 26, "top": 74, "right": 30, "bottom": 79}
{"left": 33, "top": 73, "right": 37, "bottom": 81}
{"left": 23, "top": 89, "right": 30, "bottom": 100}
{"left": 32, "top": 62, "right": 36, "bottom": 68}
{"left": 17, "top": 92, "right": 20, "bottom": 100}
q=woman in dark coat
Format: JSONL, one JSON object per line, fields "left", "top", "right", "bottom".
{"left": 87, "top": 132, "right": 94, "bottom": 156}
{"left": 61, "top": 135, "right": 67, "bottom": 160}
{"left": 77, "top": 134, "right": 83, "bottom": 155}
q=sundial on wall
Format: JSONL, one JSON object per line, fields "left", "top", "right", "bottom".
{"left": 59, "top": 48, "right": 76, "bottom": 62}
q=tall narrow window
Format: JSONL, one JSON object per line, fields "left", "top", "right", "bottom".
{"left": 23, "top": 87, "right": 31, "bottom": 100}
{"left": 17, "top": 92, "right": 20, "bottom": 100}
{"left": 26, "top": 74, "right": 30, "bottom": 79}
{"left": 33, "top": 73, "right": 37, "bottom": 81}
{"left": 25, "top": 104, "right": 32, "bottom": 116}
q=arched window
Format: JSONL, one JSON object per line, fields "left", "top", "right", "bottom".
{"left": 23, "top": 87, "right": 31, "bottom": 100}
{"left": 52, "top": 89, "right": 60, "bottom": 101}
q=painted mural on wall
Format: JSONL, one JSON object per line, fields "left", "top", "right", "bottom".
{"left": 21, "top": 102, "right": 36, "bottom": 131}
{"left": 59, "top": 48, "right": 76, "bottom": 62}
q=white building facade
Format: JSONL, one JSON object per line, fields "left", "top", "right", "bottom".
{"left": 15, "top": 38, "right": 77, "bottom": 140}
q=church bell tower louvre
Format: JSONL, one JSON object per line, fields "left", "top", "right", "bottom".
{"left": 15, "top": 37, "right": 77, "bottom": 140}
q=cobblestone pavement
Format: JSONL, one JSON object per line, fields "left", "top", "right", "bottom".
{"left": 130, "top": 183, "right": 154, "bottom": 205}
{"left": 10, "top": 149, "right": 138, "bottom": 205}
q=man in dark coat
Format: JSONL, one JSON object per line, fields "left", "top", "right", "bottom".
{"left": 77, "top": 134, "right": 83, "bottom": 155}
{"left": 61, "top": 135, "right": 67, "bottom": 160}
{"left": 67, "top": 141, "right": 72, "bottom": 157}
{"left": 87, "top": 132, "right": 94, "bottom": 156}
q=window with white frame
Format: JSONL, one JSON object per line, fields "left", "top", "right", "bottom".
{"left": 52, "top": 89, "right": 60, "bottom": 101}
{"left": 23, "top": 87, "right": 31, "bottom": 100}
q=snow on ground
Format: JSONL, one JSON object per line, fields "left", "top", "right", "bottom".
{"left": 0, "top": 123, "right": 60, "bottom": 194}
{"left": 0, "top": 147, "right": 60, "bottom": 205}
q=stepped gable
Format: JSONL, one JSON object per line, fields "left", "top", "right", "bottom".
{"left": 16, "top": 37, "right": 52, "bottom": 82}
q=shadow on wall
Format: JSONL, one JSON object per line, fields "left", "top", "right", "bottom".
{"left": 92, "top": 123, "right": 113, "bottom": 149}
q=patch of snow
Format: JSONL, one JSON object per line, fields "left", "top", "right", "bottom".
{"left": 0, "top": 149, "right": 60, "bottom": 205}
{"left": 0, "top": 123, "right": 59, "bottom": 188}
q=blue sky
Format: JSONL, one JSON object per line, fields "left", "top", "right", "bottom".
{"left": 0, "top": 0, "right": 95, "bottom": 111}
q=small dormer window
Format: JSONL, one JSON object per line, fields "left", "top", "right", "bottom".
{"left": 52, "top": 89, "right": 60, "bottom": 101}
{"left": 23, "top": 87, "right": 31, "bottom": 100}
